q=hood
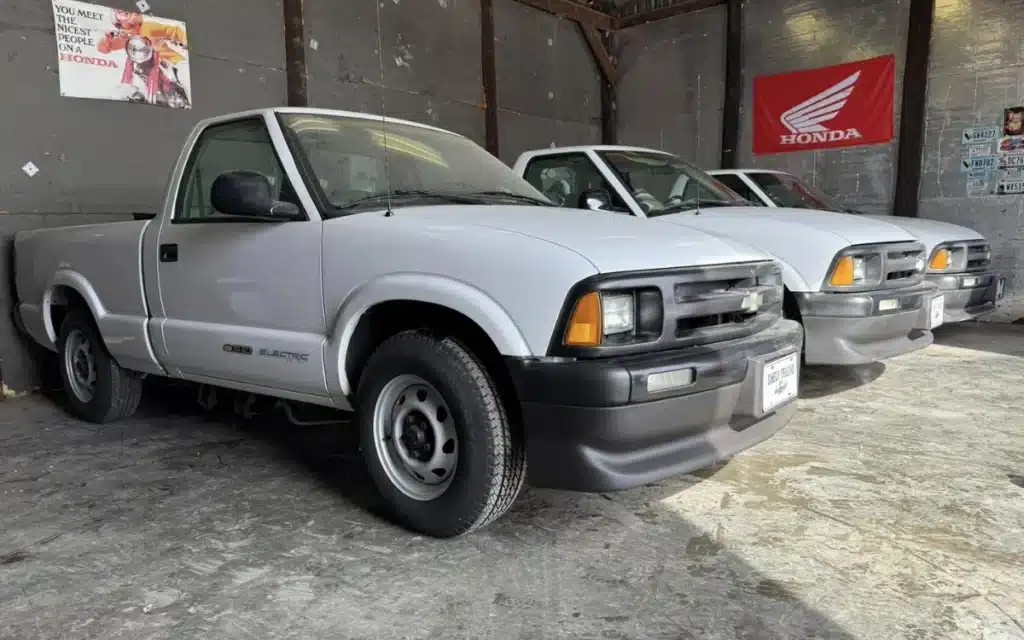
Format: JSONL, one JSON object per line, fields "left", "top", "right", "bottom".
{"left": 408, "top": 205, "right": 773, "bottom": 273}
{"left": 861, "top": 215, "right": 985, "bottom": 253}
{"left": 649, "top": 206, "right": 923, "bottom": 292}
{"left": 665, "top": 205, "right": 918, "bottom": 245}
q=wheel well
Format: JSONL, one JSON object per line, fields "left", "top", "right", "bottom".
{"left": 49, "top": 285, "right": 91, "bottom": 337}
{"left": 345, "top": 300, "right": 522, "bottom": 423}
{"left": 782, "top": 287, "right": 803, "bottom": 324}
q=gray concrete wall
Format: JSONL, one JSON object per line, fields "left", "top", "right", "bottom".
{"left": 616, "top": 5, "right": 726, "bottom": 169}
{"left": 303, "top": 0, "right": 487, "bottom": 146}
{"left": 738, "top": 0, "right": 910, "bottom": 216}
{"left": 918, "top": 0, "right": 1024, "bottom": 322}
{"left": 0, "top": 0, "right": 287, "bottom": 391}
{"left": 493, "top": 0, "right": 602, "bottom": 166}
{"left": 618, "top": 0, "right": 908, "bottom": 209}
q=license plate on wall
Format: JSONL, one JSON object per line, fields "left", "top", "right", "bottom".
{"left": 929, "top": 294, "right": 945, "bottom": 329}
{"left": 762, "top": 353, "right": 799, "bottom": 414}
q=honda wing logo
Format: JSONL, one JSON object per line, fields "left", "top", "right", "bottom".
{"left": 779, "top": 71, "right": 863, "bottom": 145}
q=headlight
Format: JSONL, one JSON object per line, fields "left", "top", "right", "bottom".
{"left": 928, "top": 245, "right": 965, "bottom": 271}
{"left": 127, "top": 36, "right": 154, "bottom": 64}
{"left": 563, "top": 289, "right": 662, "bottom": 347}
{"left": 828, "top": 251, "right": 883, "bottom": 287}
{"left": 601, "top": 293, "right": 635, "bottom": 335}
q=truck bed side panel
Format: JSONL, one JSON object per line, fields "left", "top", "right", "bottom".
{"left": 13, "top": 220, "right": 165, "bottom": 375}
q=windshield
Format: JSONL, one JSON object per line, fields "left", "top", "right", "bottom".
{"left": 746, "top": 172, "right": 851, "bottom": 213}
{"left": 278, "top": 114, "right": 551, "bottom": 213}
{"left": 598, "top": 150, "right": 750, "bottom": 217}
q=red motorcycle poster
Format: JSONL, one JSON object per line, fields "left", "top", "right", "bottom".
{"left": 51, "top": 0, "right": 192, "bottom": 109}
{"left": 752, "top": 54, "right": 895, "bottom": 155}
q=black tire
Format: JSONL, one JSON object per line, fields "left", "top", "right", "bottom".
{"left": 355, "top": 331, "right": 526, "bottom": 538}
{"left": 57, "top": 309, "right": 143, "bottom": 424}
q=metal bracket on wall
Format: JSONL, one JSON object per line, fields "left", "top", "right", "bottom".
{"left": 510, "top": 0, "right": 726, "bottom": 30}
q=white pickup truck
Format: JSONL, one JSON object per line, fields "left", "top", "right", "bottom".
{"left": 708, "top": 168, "right": 1007, "bottom": 323}
{"left": 12, "top": 108, "right": 803, "bottom": 538}
{"left": 513, "top": 145, "right": 942, "bottom": 366}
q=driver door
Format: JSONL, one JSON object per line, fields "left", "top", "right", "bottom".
{"left": 150, "top": 117, "right": 330, "bottom": 400}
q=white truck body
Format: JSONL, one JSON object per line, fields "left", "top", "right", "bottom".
{"left": 513, "top": 145, "right": 943, "bottom": 365}
{"left": 709, "top": 168, "right": 1006, "bottom": 322}
{"left": 13, "top": 109, "right": 803, "bottom": 537}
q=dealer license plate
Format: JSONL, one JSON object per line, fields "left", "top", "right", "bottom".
{"left": 761, "top": 353, "right": 799, "bottom": 414}
{"left": 929, "top": 294, "right": 945, "bottom": 329}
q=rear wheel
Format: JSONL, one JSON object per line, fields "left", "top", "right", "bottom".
{"left": 356, "top": 331, "right": 526, "bottom": 538}
{"left": 58, "top": 309, "right": 143, "bottom": 423}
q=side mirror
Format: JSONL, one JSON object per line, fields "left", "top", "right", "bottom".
{"left": 210, "top": 171, "right": 303, "bottom": 220}
{"left": 578, "top": 188, "right": 612, "bottom": 211}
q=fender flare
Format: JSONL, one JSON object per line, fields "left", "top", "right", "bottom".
{"left": 774, "top": 257, "right": 813, "bottom": 294}
{"left": 326, "top": 272, "right": 533, "bottom": 398}
{"left": 42, "top": 270, "right": 107, "bottom": 345}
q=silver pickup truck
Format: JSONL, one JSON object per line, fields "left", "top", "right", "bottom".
{"left": 514, "top": 145, "right": 942, "bottom": 366}
{"left": 12, "top": 108, "right": 803, "bottom": 537}
{"left": 708, "top": 168, "right": 1007, "bottom": 323}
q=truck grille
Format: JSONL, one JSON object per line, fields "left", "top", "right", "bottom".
{"left": 965, "top": 243, "right": 992, "bottom": 271}
{"left": 930, "top": 242, "right": 992, "bottom": 273}
{"left": 669, "top": 261, "right": 783, "bottom": 348}
{"left": 879, "top": 242, "right": 927, "bottom": 287}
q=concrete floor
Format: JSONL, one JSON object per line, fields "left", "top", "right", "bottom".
{"left": 1, "top": 323, "right": 1022, "bottom": 640}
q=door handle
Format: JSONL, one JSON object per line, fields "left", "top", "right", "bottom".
{"left": 160, "top": 243, "right": 178, "bottom": 263}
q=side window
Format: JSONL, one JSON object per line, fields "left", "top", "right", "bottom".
{"left": 714, "top": 174, "right": 762, "bottom": 204}
{"left": 176, "top": 119, "right": 299, "bottom": 221}
{"left": 522, "top": 153, "right": 629, "bottom": 212}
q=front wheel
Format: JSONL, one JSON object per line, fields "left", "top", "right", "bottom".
{"left": 58, "top": 309, "right": 143, "bottom": 423}
{"left": 355, "top": 331, "right": 526, "bottom": 538}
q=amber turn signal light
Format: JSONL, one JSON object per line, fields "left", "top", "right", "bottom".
{"left": 829, "top": 255, "right": 855, "bottom": 286}
{"left": 929, "top": 248, "right": 949, "bottom": 270}
{"left": 564, "top": 291, "right": 603, "bottom": 346}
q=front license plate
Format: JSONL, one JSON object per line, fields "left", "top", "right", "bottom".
{"left": 761, "top": 353, "right": 799, "bottom": 414}
{"left": 929, "top": 294, "right": 945, "bottom": 329}
{"left": 997, "top": 277, "right": 1006, "bottom": 300}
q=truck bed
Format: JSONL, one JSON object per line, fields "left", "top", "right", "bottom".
{"left": 13, "top": 220, "right": 160, "bottom": 374}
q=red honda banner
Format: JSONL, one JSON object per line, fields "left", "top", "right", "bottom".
{"left": 752, "top": 54, "right": 896, "bottom": 155}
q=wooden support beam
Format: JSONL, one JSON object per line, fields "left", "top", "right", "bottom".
{"left": 893, "top": 0, "right": 935, "bottom": 218}
{"left": 481, "top": 0, "right": 500, "bottom": 156}
{"left": 719, "top": 0, "right": 742, "bottom": 168}
{"left": 580, "top": 24, "right": 617, "bottom": 86}
{"left": 510, "top": 0, "right": 615, "bottom": 31}
{"left": 616, "top": 0, "right": 725, "bottom": 30}
{"left": 282, "top": 0, "right": 308, "bottom": 107}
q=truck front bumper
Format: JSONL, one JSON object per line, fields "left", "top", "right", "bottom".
{"left": 925, "top": 271, "right": 1004, "bottom": 323}
{"left": 506, "top": 318, "right": 803, "bottom": 493}
{"left": 795, "top": 282, "right": 938, "bottom": 366}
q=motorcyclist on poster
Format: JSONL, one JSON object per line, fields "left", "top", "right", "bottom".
{"left": 97, "top": 9, "right": 188, "bottom": 105}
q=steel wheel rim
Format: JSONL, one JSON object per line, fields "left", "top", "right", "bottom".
{"left": 372, "top": 374, "right": 459, "bottom": 502}
{"left": 64, "top": 329, "right": 97, "bottom": 404}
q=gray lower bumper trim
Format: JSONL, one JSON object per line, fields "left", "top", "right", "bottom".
{"left": 796, "top": 283, "right": 937, "bottom": 365}
{"left": 926, "top": 271, "right": 1000, "bottom": 323}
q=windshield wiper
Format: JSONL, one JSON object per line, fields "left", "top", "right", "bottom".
{"left": 333, "top": 190, "right": 484, "bottom": 213}
{"left": 464, "top": 191, "right": 554, "bottom": 206}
